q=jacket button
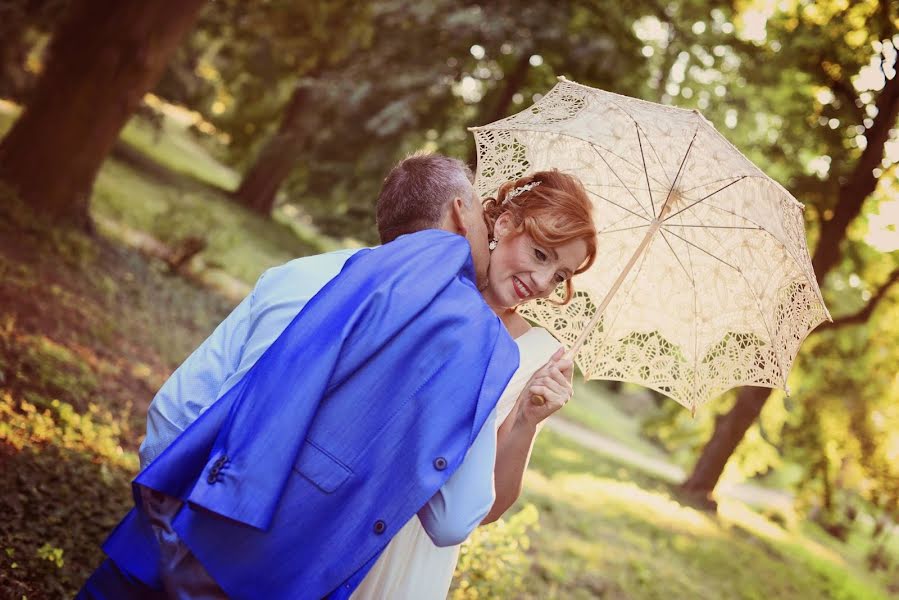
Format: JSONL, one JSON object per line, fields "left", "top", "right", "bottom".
{"left": 207, "top": 471, "right": 219, "bottom": 484}
{"left": 373, "top": 520, "right": 386, "bottom": 534}
{"left": 433, "top": 457, "right": 447, "bottom": 471}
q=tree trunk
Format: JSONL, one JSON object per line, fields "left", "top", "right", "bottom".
{"left": 234, "top": 86, "right": 312, "bottom": 216}
{"left": 0, "top": 0, "right": 206, "bottom": 229}
{"left": 679, "top": 386, "right": 769, "bottom": 508}
{"left": 680, "top": 69, "right": 899, "bottom": 506}
{"left": 813, "top": 72, "right": 899, "bottom": 277}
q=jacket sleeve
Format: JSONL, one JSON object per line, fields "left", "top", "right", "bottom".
{"left": 137, "top": 230, "right": 479, "bottom": 531}
{"left": 417, "top": 406, "right": 498, "bottom": 546}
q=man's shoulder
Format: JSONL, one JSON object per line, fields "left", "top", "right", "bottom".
{"left": 273, "top": 248, "right": 363, "bottom": 275}
{"left": 256, "top": 248, "right": 364, "bottom": 293}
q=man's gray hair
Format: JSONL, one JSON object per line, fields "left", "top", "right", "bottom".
{"left": 376, "top": 152, "right": 475, "bottom": 244}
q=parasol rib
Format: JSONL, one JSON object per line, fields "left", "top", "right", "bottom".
{"left": 591, "top": 146, "right": 653, "bottom": 218}
{"left": 636, "top": 125, "right": 656, "bottom": 218}
{"left": 664, "top": 176, "right": 747, "bottom": 222}
{"left": 661, "top": 228, "right": 742, "bottom": 273}
{"left": 599, "top": 224, "right": 653, "bottom": 235}
{"left": 660, "top": 230, "right": 695, "bottom": 285}
{"left": 586, "top": 189, "right": 651, "bottom": 222}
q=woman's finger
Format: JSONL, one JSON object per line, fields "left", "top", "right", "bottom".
{"left": 531, "top": 362, "right": 552, "bottom": 381}
{"left": 547, "top": 366, "right": 569, "bottom": 387}
{"left": 534, "top": 347, "right": 565, "bottom": 375}
{"left": 537, "top": 376, "right": 565, "bottom": 398}
{"left": 529, "top": 386, "right": 567, "bottom": 415}
{"left": 538, "top": 380, "right": 570, "bottom": 407}
{"left": 529, "top": 385, "right": 552, "bottom": 400}
{"left": 546, "top": 373, "right": 572, "bottom": 400}
{"left": 556, "top": 358, "right": 574, "bottom": 381}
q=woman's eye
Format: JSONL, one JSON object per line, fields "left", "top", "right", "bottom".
{"left": 554, "top": 274, "right": 566, "bottom": 285}
{"left": 535, "top": 249, "right": 547, "bottom": 261}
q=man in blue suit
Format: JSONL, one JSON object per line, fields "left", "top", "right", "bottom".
{"left": 80, "top": 154, "right": 520, "bottom": 599}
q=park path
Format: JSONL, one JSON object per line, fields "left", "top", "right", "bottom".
{"left": 546, "top": 417, "right": 794, "bottom": 511}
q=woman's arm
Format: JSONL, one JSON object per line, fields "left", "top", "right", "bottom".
{"left": 482, "top": 406, "right": 538, "bottom": 524}
{"left": 482, "top": 348, "right": 573, "bottom": 524}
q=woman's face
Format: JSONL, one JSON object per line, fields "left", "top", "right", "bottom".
{"left": 482, "top": 213, "right": 590, "bottom": 311}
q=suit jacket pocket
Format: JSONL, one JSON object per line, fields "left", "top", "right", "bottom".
{"left": 292, "top": 439, "right": 352, "bottom": 493}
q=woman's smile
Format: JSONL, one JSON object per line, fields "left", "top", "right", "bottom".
{"left": 512, "top": 276, "right": 533, "bottom": 300}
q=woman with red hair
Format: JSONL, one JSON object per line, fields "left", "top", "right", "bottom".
{"left": 354, "top": 169, "right": 598, "bottom": 599}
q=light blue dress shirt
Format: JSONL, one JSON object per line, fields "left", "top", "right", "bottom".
{"left": 140, "top": 248, "right": 497, "bottom": 547}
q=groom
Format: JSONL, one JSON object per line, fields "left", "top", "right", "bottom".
{"left": 81, "top": 154, "right": 517, "bottom": 599}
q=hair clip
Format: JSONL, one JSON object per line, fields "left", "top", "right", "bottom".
{"left": 506, "top": 181, "right": 541, "bottom": 201}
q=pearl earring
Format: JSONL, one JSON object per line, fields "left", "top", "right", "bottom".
{"left": 488, "top": 238, "right": 498, "bottom": 251}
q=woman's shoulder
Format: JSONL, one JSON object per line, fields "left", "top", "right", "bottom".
{"left": 517, "top": 326, "right": 561, "bottom": 351}
{"left": 505, "top": 315, "right": 560, "bottom": 347}
{"left": 501, "top": 311, "right": 532, "bottom": 339}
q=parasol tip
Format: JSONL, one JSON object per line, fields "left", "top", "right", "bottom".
{"left": 557, "top": 75, "right": 569, "bottom": 82}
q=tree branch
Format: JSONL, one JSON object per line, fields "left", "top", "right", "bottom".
{"left": 816, "top": 267, "right": 899, "bottom": 331}
{"left": 819, "top": 58, "right": 863, "bottom": 120}
{"left": 812, "top": 70, "right": 899, "bottom": 279}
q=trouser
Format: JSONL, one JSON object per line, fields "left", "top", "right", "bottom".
{"left": 76, "top": 557, "right": 163, "bottom": 600}
{"left": 78, "top": 487, "right": 227, "bottom": 599}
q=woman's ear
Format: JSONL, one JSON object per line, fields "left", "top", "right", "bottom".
{"left": 493, "top": 211, "right": 513, "bottom": 240}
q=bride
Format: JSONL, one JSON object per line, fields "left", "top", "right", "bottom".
{"left": 353, "top": 168, "right": 598, "bottom": 598}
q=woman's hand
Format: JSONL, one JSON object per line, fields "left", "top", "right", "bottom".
{"left": 516, "top": 346, "right": 574, "bottom": 428}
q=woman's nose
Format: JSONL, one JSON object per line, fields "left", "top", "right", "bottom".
{"left": 533, "top": 269, "right": 554, "bottom": 292}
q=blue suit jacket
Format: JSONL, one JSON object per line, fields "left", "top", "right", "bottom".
{"left": 102, "top": 230, "right": 519, "bottom": 599}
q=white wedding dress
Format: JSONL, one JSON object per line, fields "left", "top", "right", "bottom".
{"left": 351, "top": 327, "right": 561, "bottom": 600}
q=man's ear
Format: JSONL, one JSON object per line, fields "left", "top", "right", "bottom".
{"left": 448, "top": 197, "right": 468, "bottom": 236}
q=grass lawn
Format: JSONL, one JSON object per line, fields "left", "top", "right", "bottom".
{"left": 508, "top": 429, "right": 895, "bottom": 599}
{"left": 119, "top": 100, "right": 241, "bottom": 192}
{"left": 0, "top": 197, "right": 235, "bottom": 597}
{"left": 564, "top": 378, "right": 669, "bottom": 461}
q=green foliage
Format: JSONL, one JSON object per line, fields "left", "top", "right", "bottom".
{"left": 36, "top": 543, "right": 64, "bottom": 569}
{"left": 451, "top": 504, "right": 539, "bottom": 599}
{"left": 0, "top": 0, "right": 68, "bottom": 99}
{"left": 0, "top": 390, "right": 137, "bottom": 598}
